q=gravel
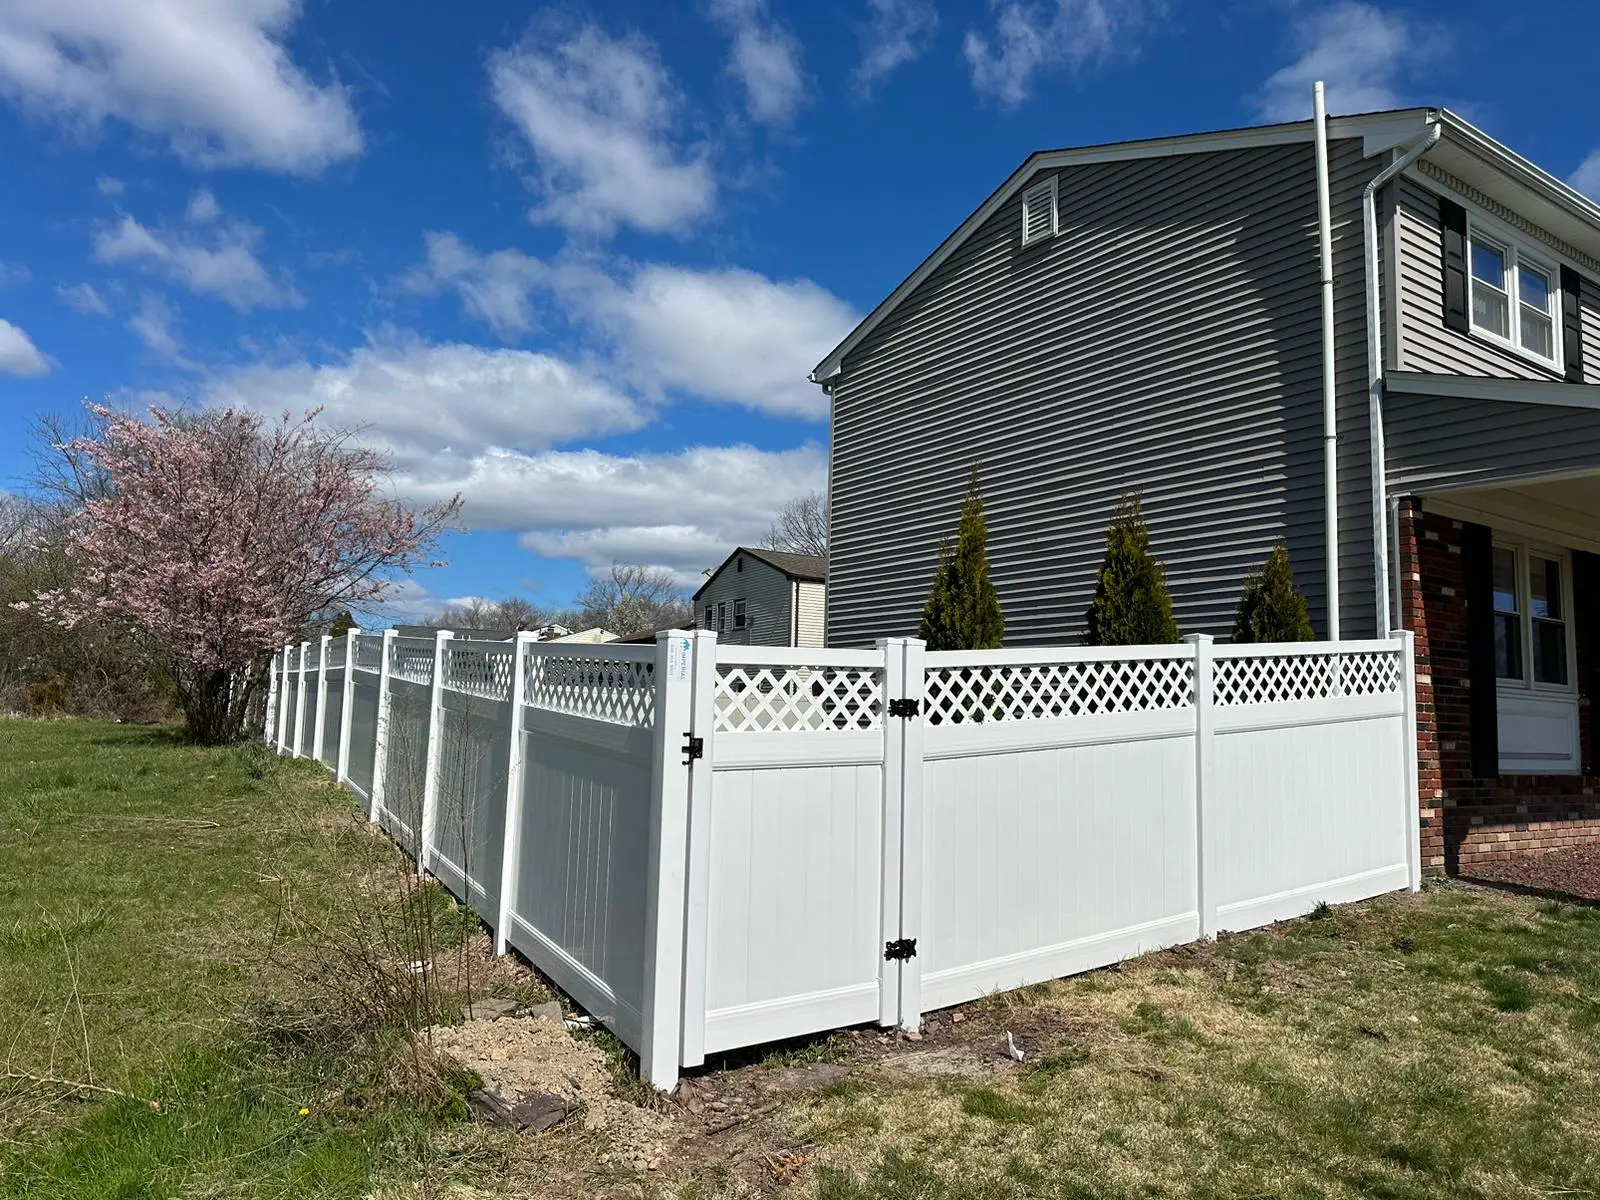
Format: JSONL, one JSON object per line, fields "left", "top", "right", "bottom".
{"left": 1463, "top": 844, "right": 1600, "bottom": 903}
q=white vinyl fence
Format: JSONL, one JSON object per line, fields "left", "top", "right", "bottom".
{"left": 266, "top": 628, "right": 1420, "bottom": 1090}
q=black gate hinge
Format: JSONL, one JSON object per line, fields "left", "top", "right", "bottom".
{"left": 884, "top": 937, "right": 918, "bottom": 961}
{"left": 682, "top": 733, "right": 704, "bottom": 764}
{"left": 887, "top": 698, "right": 920, "bottom": 719}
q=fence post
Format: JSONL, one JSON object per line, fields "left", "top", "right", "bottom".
{"left": 263, "top": 650, "right": 278, "bottom": 745}
{"left": 897, "top": 637, "right": 926, "bottom": 1032}
{"left": 1187, "top": 633, "right": 1218, "bottom": 938}
{"left": 641, "top": 628, "right": 697, "bottom": 1092}
{"left": 337, "top": 628, "right": 358, "bottom": 785}
{"left": 371, "top": 629, "right": 397, "bottom": 826}
{"left": 419, "top": 629, "right": 453, "bottom": 876}
{"left": 312, "top": 633, "right": 331, "bottom": 764}
{"left": 276, "top": 644, "right": 292, "bottom": 754}
{"left": 679, "top": 629, "right": 718, "bottom": 1068}
{"left": 495, "top": 631, "right": 533, "bottom": 956}
{"left": 1397, "top": 628, "right": 1422, "bottom": 892}
{"left": 294, "top": 640, "right": 312, "bottom": 758}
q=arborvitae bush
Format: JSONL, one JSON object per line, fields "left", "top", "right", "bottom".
{"left": 1085, "top": 493, "right": 1181, "bottom": 645}
{"left": 919, "top": 470, "right": 1005, "bottom": 651}
{"left": 1232, "top": 542, "right": 1315, "bottom": 643}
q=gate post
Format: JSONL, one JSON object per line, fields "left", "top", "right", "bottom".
{"left": 495, "top": 631, "right": 533, "bottom": 956}
{"left": 1397, "top": 629, "right": 1422, "bottom": 891}
{"left": 312, "top": 633, "right": 331, "bottom": 765}
{"left": 370, "top": 629, "right": 397, "bottom": 826}
{"left": 419, "top": 630, "right": 452, "bottom": 875}
{"left": 337, "top": 628, "right": 358, "bottom": 785}
{"left": 1187, "top": 634, "right": 1218, "bottom": 938}
{"left": 641, "top": 629, "right": 698, "bottom": 1092}
{"left": 897, "top": 638, "right": 926, "bottom": 1032}
{"left": 679, "top": 629, "right": 718, "bottom": 1068}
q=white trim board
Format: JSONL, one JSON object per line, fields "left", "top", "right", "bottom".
{"left": 1385, "top": 371, "right": 1600, "bottom": 410}
{"left": 1421, "top": 493, "right": 1600, "bottom": 556}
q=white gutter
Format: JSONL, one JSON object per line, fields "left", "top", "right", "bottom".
{"left": 1364, "top": 114, "right": 1442, "bottom": 636}
{"left": 1313, "top": 81, "right": 1339, "bottom": 640}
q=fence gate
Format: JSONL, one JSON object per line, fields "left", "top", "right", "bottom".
{"left": 679, "top": 641, "right": 920, "bottom": 1065}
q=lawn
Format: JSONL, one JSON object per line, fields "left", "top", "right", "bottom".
{"left": 2, "top": 716, "right": 1599, "bottom": 1199}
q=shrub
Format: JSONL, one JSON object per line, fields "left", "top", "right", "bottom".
{"left": 1232, "top": 543, "right": 1315, "bottom": 643}
{"left": 919, "top": 469, "right": 1004, "bottom": 651}
{"left": 1085, "top": 493, "right": 1180, "bottom": 645}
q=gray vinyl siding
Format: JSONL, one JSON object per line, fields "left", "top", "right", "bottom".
{"left": 696, "top": 554, "right": 794, "bottom": 646}
{"left": 828, "top": 138, "right": 1384, "bottom": 647}
{"left": 794, "top": 581, "right": 826, "bottom": 647}
{"left": 1386, "top": 393, "right": 1600, "bottom": 493}
{"left": 1395, "top": 177, "right": 1600, "bottom": 382}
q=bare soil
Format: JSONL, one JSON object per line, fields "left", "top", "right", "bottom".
{"left": 1463, "top": 843, "right": 1600, "bottom": 902}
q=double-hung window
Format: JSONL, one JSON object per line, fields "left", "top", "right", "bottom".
{"left": 1492, "top": 538, "right": 1578, "bottom": 773}
{"left": 733, "top": 599, "right": 747, "bottom": 630}
{"left": 1468, "top": 222, "right": 1561, "bottom": 368}
{"left": 717, "top": 601, "right": 727, "bottom": 632}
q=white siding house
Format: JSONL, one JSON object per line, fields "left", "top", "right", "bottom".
{"left": 693, "top": 548, "right": 827, "bottom": 647}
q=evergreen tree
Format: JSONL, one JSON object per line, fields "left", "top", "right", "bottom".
{"left": 1232, "top": 542, "right": 1315, "bottom": 643}
{"left": 1085, "top": 493, "right": 1181, "bottom": 645}
{"left": 329, "top": 610, "right": 357, "bottom": 638}
{"left": 919, "top": 470, "right": 1005, "bottom": 650}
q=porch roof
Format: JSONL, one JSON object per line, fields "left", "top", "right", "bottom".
{"left": 1387, "top": 371, "right": 1600, "bottom": 413}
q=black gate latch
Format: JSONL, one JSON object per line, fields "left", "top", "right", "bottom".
{"left": 682, "top": 733, "right": 704, "bottom": 764}
{"left": 887, "top": 698, "right": 920, "bottom": 718}
{"left": 884, "top": 938, "right": 918, "bottom": 961}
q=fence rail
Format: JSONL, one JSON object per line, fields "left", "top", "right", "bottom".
{"left": 266, "top": 628, "right": 1420, "bottom": 1092}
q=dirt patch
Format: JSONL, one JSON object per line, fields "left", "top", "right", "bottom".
{"left": 429, "top": 1016, "right": 676, "bottom": 1170}
{"left": 1463, "top": 845, "right": 1600, "bottom": 902}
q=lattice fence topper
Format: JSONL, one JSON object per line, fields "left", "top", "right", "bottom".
{"left": 1213, "top": 650, "right": 1403, "bottom": 707}
{"left": 444, "top": 645, "right": 514, "bottom": 701}
{"left": 390, "top": 639, "right": 436, "bottom": 685}
{"left": 354, "top": 635, "right": 385, "bottom": 671}
{"left": 924, "top": 657, "right": 1195, "bottom": 725}
{"left": 327, "top": 638, "right": 348, "bottom": 669}
{"left": 713, "top": 664, "right": 883, "bottom": 733}
{"left": 524, "top": 652, "right": 655, "bottom": 728}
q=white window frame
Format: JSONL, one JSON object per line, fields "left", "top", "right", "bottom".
{"left": 1493, "top": 538, "right": 1577, "bottom": 698}
{"left": 1466, "top": 215, "right": 1563, "bottom": 371}
{"left": 1020, "top": 176, "right": 1058, "bottom": 247}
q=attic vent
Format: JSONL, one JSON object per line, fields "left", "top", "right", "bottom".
{"left": 1021, "top": 177, "right": 1058, "bottom": 246}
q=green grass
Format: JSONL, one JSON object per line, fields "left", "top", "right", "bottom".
{"left": 0, "top": 718, "right": 477, "bottom": 1197}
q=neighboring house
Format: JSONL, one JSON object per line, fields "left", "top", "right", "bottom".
{"left": 693, "top": 548, "right": 827, "bottom": 647}
{"left": 813, "top": 101, "right": 1600, "bottom": 873}
{"left": 531, "top": 623, "right": 573, "bottom": 641}
{"left": 551, "top": 627, "right": 618, "bottom": 644}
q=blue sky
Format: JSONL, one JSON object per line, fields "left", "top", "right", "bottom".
{"left": 1, "top": 0, "right": 1595, "bottom": 621}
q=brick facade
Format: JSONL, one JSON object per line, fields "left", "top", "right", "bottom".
{"left": 1397, "top": 499, "right": 1600, "bottom": 873}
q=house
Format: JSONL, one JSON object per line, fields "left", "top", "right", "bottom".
{"left": 693, "top": 547, "right": 827, "bottom": 647}
{"left": 550, "top": 627, "right": 618, "bottom": 644}
{"left": 813, "top": 94, "right": 1600, "bottom": 874}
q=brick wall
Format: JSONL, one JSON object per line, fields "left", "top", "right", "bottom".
{"left": 1397, "top": 499, "right": 1600, "bottom": 872}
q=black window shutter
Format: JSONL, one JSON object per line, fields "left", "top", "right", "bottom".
{"left": 1440, "top": 198, "right": 1470, "bottom": 334}
{"left": 1461, "top": 521, "right": 1500, "bottom": 779}
{"left": 1561, "top": 266, "right": 1585, "bottom": 384}
{"left": 1574, "top": 550, "right": 1600, "bottom": 774}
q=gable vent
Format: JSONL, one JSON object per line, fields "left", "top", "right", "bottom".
{"left": 1021, "top": 177, "right": 1058, "bottom": 246}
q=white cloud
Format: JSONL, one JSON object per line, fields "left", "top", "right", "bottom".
{"left": 1571, "top": 150, "right": 1600, "bottom": 201}
{"left": 127, "top": 291, "right": 184, "bottom": 363}
{"left": 0, "top": 0, "right": 362, "bottom": 172}
{"left": 854, "top": 0, "right": 940, "bottom": 96}
{"left": 1255, "top": 2, "right": 1416, "bottom": 122}
{"left": 96, "top": 174, "right": 124, "bottom": 196}
{"left": 489, "top": 21, "right": 715, "bottom": 237}
{"left": 186, "top": 188, "right": 221, "bottom": 223}
{"left": 0, "top": 261, "right": 31, "bottom": 286}
{"left": 567, "top": 262, "right": 857, "bottom": 420}
{"left": 401, "top": 232, "right": 547, "bottom": 340}
{"left": 93, "top": 211, "right": 300, "bottom": 311}
{"left": 965, "top": 0, "right": 1149, "bottom": 106}
{"left": 709, "top": 0, "right": 807, "bottom": 125}
{"left": 0, "top": 317, "right": 49, "bottom": 375}
{"left": 203, "top": 336, "right": 649, "bottom": 468}
{"left": 57, "top": 281, "right": 110, "bottom": 315}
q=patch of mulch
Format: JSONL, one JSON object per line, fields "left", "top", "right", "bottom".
{"left": 1463, "top": 844, "right": 1600, "bottom": 903}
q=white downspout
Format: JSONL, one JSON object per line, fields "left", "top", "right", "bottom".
{"left": 1313, "top": 81, "right": 1340, "bottom": 640}
{"left": 1364, "top": 115, "right": 1442, "bottom": 636}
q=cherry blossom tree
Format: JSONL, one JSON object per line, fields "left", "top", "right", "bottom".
{"left": 19, "top": 404, "right": 461, "bottom": 744}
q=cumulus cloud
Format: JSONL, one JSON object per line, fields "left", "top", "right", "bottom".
{"left": 202, "top": 336, "right": 648, "bottom": 468}
{"left": 1571, "top": 151, "right": 1600, "bottom": 202}
{"left": 0, "top": 317, "right": 49, "bottom": 375}
{"left": 489, "top": 21, "right": 715, "bottom": 236}
{"left": 1255, "top": 2, "right": 1419, "bottom": 122}
{"left": 965, "top": 0, "right": 1150, "bottom": 107}
{"left": 854, "top": 0, "right": 940, "bottom": 97}
{"left": 400, "top": 232, "right": 547, "bottom": 340}
{"left": 709, "top": 0, "right": 808, "bottom": 125}
{"left": 0, "top": 0, "right": 362, "bottom": 172}
{"left": 57, "top": 281, "right": 110, "bottom": 315}
{"left": 93, "top": 210, "right": 300, "bottom": 311}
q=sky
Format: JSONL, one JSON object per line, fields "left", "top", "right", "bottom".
{"left": 0, "top": 0, "right": 1596, "bottom": 621}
